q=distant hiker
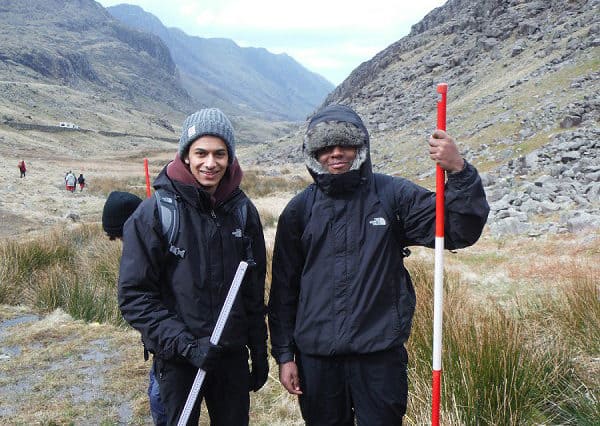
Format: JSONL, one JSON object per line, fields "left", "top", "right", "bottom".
{"left": 18, "top": 160, "right": 26, "bottom": 178}
{"left": 102, "top": 191, "right": 167, "bottom": 424}
{"left": 268, "top": 104, "right": 490, "bottom": 425}
{"left": 118, "top": 108, "right": 268, "bottom": 425}
{"left": 77, "top": 173, "right": 86, "bottom": 191}
{"left": 65, "top": 171, "right": 76, "bottom": 192}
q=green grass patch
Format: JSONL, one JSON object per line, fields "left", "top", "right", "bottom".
{"left": 521, "top": 268, "right": 600, "bottom": 355}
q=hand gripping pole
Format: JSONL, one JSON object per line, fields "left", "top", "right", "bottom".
{"left": 177, "top": 261, "right": 249, "bottom": 426}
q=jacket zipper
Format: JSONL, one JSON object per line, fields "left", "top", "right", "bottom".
{"left": 209, "top": 208, "right": 220, "bottom": 326}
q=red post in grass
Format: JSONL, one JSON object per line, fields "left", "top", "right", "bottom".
{"left": 144, "top": 158, "right": 151, "bottom": 198}
{"left": 432, "top": 82, "right": 447, "bottom": 426}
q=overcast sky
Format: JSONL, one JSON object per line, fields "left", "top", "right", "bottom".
{"left": 97, "top": 0, "right": 447, "bottom": 85}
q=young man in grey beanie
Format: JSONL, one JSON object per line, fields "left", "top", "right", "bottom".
{"left": 269, "top": 104, "right": 489, "bottom": 425}
{"left": 118, "top": 108, "right": 268, "bottom": 425}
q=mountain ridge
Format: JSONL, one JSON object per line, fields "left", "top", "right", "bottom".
{"left": 106, "top": 4, "right": 334, "bottom": 121}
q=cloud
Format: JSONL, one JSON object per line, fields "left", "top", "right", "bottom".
{"left": 186, "top": 0, "right": 445, "bottom": 32}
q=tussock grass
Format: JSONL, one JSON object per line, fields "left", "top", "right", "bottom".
{"left": 0, "top": 236, "right": 73, "bottom": 304}
{"left": 519, "top": 263, "right": 599, "bottom": 356}
{"left": 405, "top": 258, "right": 598, "bottom": 425}
{"left": 258, "top": 208, "right": 279, "bottom": 228}
{"left": 0, "top": 224, "right": 125, "bottom": 325}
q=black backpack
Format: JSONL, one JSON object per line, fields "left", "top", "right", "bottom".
{"left": 296, "top": 174, "right": 411, "bottom": 258}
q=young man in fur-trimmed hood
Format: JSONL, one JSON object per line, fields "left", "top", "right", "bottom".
{"left": 268, "top": 104, "right": 489, "bottom": 425}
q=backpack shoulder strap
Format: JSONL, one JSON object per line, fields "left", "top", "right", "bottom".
{"left": 233, "top": 202, "right": 248, "bottom": 232}
{"left": 373, "top": 174, "right": 411, "bottom": 258}
{"left": 295, "top": 183, "right": 317, "bottom": 232}
{"left": 154, "top": 188, "right": 185, "bottom": 258}
{"left": 232, "top": 200, "right": 256, "bottom": 266}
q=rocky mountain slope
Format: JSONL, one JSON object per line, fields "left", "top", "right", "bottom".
{"left": 0, "top": 0, "right": 190, "bottom": 144}
{"left": 0, "top": 0, "right": 191, "bottom": 112}
{"left": 107, "top": 4, "right": 334, "bottom": 121}
{"left": 254, "top": 0, "right": 600, "bottom": 236}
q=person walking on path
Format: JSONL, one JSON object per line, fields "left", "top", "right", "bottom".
{"left": 77, "top": 173, "right": 86, "bottom": 191}
{"left": 118, "top": 108, "right": 268, "bottom": 425}
{"left": 18, "top": 160, "right": 26, "bottom": 178}
{"left": 65, "top": 171, "right": 76, "bottom": 192}
{"left": 102, "top": 191, "right": 167, "bottom": 424}
{"left": 268, "top": 104, "right": 489, "bottom": 425}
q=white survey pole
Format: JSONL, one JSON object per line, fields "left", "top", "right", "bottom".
{"left": 177, "top": 261, "right": 249, "bottom": 426}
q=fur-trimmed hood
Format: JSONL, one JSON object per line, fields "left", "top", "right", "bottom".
{"left": 303, "top": 104, "right": 371, "bottom": 174}
{"left": 303, "top": 104, "right": 372, "bottom": 193}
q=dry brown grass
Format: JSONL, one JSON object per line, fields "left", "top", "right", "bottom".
{"left": 86, "top": 175, "right": 150, "bottom": 200}
{"left": 241, "top": 169, "right": 311, "bottom": 198}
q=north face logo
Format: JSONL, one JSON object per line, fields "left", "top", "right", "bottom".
{"left": 369, "top": 217, "right": 387, "bottom": 226}
{"left": 232, "top": 229, "right": 243, "bottom": 238}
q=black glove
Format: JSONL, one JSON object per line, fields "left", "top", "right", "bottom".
{"left": 182, "top": 337, "right": 222, "bottom": 371}
{"left": 249, "top": 347, "right": 269, "bottom": 392}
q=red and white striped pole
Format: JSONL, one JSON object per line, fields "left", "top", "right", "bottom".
{"left": 431, "top": 82, "right": 447, "bottom": 426}
{"left": 144, "top": 158, "right": 151, "bottom": 198}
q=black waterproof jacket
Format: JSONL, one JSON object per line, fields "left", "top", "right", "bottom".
{"left": 118, "top": 166, "right": 267, "bottom": 360}
{"left": 268, "top": 105, "right": 489, "bottom": 364}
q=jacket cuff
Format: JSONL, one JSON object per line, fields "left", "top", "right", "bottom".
{"left": 446, "top": 160, "right": 477, "bottom": 186}
{"left": 276, "top": 352, "right": 295, "bottom": 364}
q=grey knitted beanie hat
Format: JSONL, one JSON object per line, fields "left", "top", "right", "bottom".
{"left": 178, "top": 108, "right": 235, "bottom": 163}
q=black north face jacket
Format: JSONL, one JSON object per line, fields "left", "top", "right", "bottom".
{"left": 268, "top": 105, "right": 489, "bottom": 364}
{"left": 118, "top": 164, "right": 267, "bottom": 361}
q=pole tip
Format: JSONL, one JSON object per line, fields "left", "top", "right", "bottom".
{"left": 436, "top": 83, "right": 448, "bottom": 94}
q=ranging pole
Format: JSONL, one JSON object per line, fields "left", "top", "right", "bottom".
{"left": 177, "top": 261, "right": 249, "bottom": 426}
{"left": 431, "top": 82, "right": 447, "bottom": 426}
{"left": 144, "top": 158, "right": 151, "bottom": 198}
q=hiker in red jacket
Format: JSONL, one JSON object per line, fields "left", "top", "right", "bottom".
{"left": 18, "top": 160, "right": 26, "bottom": 178}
